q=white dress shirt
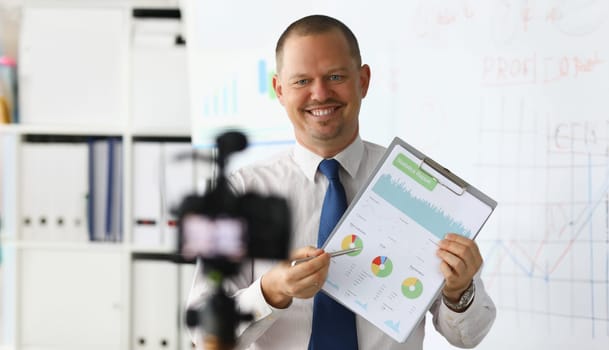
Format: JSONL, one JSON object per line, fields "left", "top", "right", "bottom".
{"left": 187, "top": 136, "right": 496, "bottom": 350}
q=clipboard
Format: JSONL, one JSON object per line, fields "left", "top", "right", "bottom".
{"left": 320, "top": 137, "right": 497, "bottom": 343}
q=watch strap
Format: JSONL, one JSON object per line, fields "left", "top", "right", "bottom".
{"left": 443, "top": 281, "right": 475, "bottom": 313}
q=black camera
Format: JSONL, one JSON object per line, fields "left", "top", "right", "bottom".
{"left": 176, "top": 131, "right": 290, "bottom": 272}
{"left": 176, "top": 130, "right": 291, "bottom": 347}
{"left": 178, "top": 189, "right": 291, "bottom": 274}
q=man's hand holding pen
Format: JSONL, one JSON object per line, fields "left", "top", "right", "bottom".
{"left": 260, "top": 246, "right": 331, "bottom": 308}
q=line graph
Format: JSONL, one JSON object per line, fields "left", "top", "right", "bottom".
{"left": 486, "top": 169, "right": 609, "bottom": 282}
{"left": 474, "top": 97, "right": 609, "bottom": 347}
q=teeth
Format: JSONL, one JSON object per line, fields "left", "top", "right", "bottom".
{"left": 310, "top": 108, "right": 334, "bottom": 116}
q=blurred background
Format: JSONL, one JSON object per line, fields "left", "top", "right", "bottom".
{"left": 2, "top": 0, "right": 609, "bottom": 349}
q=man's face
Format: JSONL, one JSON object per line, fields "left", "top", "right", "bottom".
{"left": 273, "top": 30, "right": 370, "bottom": 157}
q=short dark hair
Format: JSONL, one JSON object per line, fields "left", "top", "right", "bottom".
{"left": 275, "top": 14, "right": 362, "bottom": 73}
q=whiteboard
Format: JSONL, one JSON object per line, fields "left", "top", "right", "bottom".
{"left": 184, "top": 1, "right": 609, "bottom": 349}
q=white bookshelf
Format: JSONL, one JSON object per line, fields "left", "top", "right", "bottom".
{"left": 0, "top": 1, "right": 198, "bottom": 349}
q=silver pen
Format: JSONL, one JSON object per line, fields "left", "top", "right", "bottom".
{"left": 290, "top": 247, "right": 362, "bottom": 267}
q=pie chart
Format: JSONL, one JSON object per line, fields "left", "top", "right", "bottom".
{"left": 371, "top": 256, "right": 393, "bottom": 277}
{"left": 341, "top": 234, "right": 363, "bottom": 256}
{"left": 402, "top": 277, "right": 423, "bottom": 299}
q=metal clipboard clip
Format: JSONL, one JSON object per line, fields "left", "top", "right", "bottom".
{"left": 417, "top": 157, "right": 467, "bottom": 196}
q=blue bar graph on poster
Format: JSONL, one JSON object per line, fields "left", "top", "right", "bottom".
{"left": 232, "top": 79, "right": 238, "bottom": 113}
{"left": 200, "top": 59, "right": 277, "bottom": 119}
{"left": 223, "top": 86, "right": 229, "bottom": 114}
{"left": 202, "top": 79, "right": 238, "bottom": 117}
{"left": 258, "top": 59, "right": 267, "bottom": 94}
{"left": 257, "top": 59, "right": 276, "bottom": 99}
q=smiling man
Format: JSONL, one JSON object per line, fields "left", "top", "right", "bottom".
{"left": 188, "top": 14, "right": 496, "bottom": 350}
{"left": 272, "top": 23, "right": 369, "bottom": 159}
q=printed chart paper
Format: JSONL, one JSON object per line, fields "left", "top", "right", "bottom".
{"left": 322, "top": 138, "right": 497, "bottom": 343}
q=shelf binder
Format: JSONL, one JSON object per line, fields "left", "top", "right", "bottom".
{"left": 133, "top": 140, "right": 199, "bottom": 249}
{"left": 21, "top": 140, "right": 89, "bottom": 242}
{"left": 133, "top": 142, "right": 163, "bottom": 246}
{"left": 132, "top": 260, "right": 179, "bottom": 349}
{"left": 87, "top": 137, "right": 123, "bottom": 243}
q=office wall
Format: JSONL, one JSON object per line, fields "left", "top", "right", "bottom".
{"left": 185, "top": 1, "right": 609, "bottom": 349}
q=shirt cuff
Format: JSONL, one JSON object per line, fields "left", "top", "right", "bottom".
{"left": 436, "top": 278, "right": 496, "bottom": 347}
{"left": 440, "top": 289, "right": 477, "bottom": 321}
{"left": 235, "top": 276, "right": 288, "bottom": 322}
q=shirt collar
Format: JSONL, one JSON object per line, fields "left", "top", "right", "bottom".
{"left": 294, "top": 136, "right": 365, "bottom": 182}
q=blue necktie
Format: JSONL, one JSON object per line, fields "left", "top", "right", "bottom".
{"left": 309, "top": 159, "right": 358, "bottom": 350}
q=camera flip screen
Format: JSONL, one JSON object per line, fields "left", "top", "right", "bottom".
{"left": 181, "top": 215, "right": 247, "bottom": 260}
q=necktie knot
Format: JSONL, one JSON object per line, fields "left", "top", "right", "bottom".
{"left": 318, "top": 159, "right": 341, "bottom": 181}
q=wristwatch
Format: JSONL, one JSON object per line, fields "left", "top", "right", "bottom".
{"left": 443, "top": 281, "right": 475, "bottom": 313}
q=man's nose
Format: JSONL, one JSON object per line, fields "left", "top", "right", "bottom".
{"left": 309, "top": 79, "right": 332, "bottom": 102}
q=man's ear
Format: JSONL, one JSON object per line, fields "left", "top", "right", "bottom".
{"left": 272, "top": 74, "right": 285, "bottom": 106}
{"left": 359, "top": 64, "right": 371, "bottom": 99}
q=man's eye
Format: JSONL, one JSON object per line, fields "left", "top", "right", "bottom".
{"left": 295, "top": 79, "right": 309, "bottom": 86}
{"left": 329, "top": 75, "right": 343, "bottom": 81}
